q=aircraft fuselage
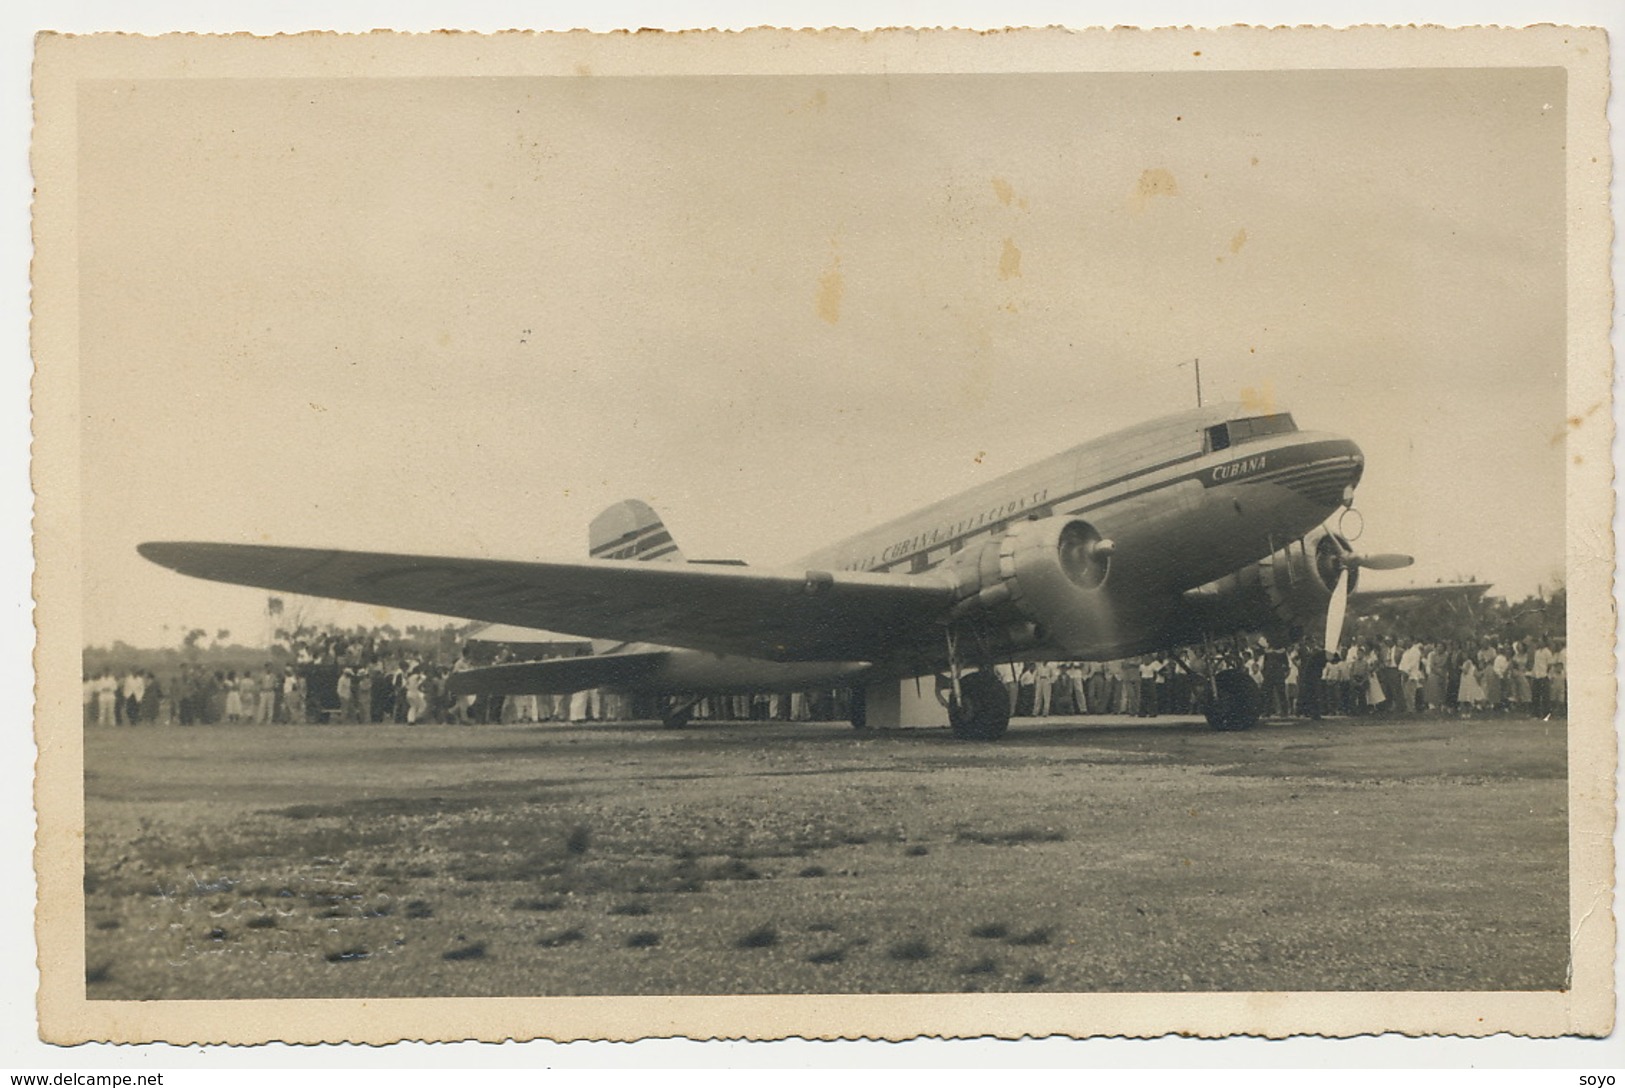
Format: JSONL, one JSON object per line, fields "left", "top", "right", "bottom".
{"left": 640, "top": 403, "right": 1364, "bottom": 690}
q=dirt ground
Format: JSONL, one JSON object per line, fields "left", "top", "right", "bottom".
{"left": 80, "top": 711, "right": 1569, "bottom": 999}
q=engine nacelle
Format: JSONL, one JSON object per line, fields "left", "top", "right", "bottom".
{"left": 944, "top": 516, "right": 1116, "bottom": 655}
{"left": 1195, "top": 526, "right": 1356, "bottom": 639}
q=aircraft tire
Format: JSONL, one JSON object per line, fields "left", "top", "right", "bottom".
{"left": 661, "top": 708, "right": 692, "bottom": 730}
{"left": 849, "top": 687, "right": 868, "bottom": 730}
{"left": 1204, "top": 668, "right": 1262, "bottom": 732}
{"left": 949, "top": 670, "right": 1011, "bottom": 741}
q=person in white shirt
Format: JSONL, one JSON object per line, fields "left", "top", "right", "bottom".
{"left": 1550, "top": 642, "right": 1566, "bottom": 713}
{"left": 1068, "top": 663, "right": 1088, "bottom": 716}
{"left": 93, "top": 671, "right": 117, "bottom": 727}
{"left": 1032, "top": 661, "right": 1056, "bottom": 716}
{"left": 1531, "top": 639, "right": 1554, "bottom": 716}
{"left": 1398, "top": 642, "right": 1425, "bottom": 714}
{"left": 120, "top": 671, "right": 146, "bottom": 725}
{"left": 1138, "top": 656, "right": 1162, "bottom": 718}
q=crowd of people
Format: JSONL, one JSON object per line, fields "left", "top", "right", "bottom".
{"left": 83, "top": 622, "right": 1567, "bottom": 728}
{"left": 1004, "top": 634, "right": 1567, "bottom": 721}
{"left": 79, "top": 622, "right": 865, "bottom": 728}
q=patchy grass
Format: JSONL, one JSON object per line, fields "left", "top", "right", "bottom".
{"left": 608, "top": 901, "right": 652, "bottom": 917}
{"left": 807, "top": 948, "right": 845, "bottom": 965}
{"left": 970, "top": 923, "right": 1009, "bottom": 940}
{"left": 962, "top": 957, "right": 999, "bottom": 975}
{"left": 442, "top": 941, "right": 487, "bottom": 962}
{"left": 798, "top": 865, "right": 828, "bottom": 878}
{"left": 245, "top": 916, "right": 278, "bottom": 930}
{"left": 736, "top": 925, "right": 779, "bottom": 950}
{"left": 325, "top": 948, "right": 370, "bottom": 963}
{"left": 1020, "top": 969, "right": 1048, "bottom": 987}
{"left": 537, "top": 927, "right": 585, "bottom": 948}
{"left": 887, "top": 938, "right": 932, "bottom": 962}
{"left": 904, "top": 845, "right": 930, "bottom": 857}
{"left": 404, "top": 900, "right": 434, "bottom": 920}
{"left": 565, "top": 825, "right": 592, "bottom": 855}
{"left": 512, "top": 897, "right": 565, "bottom": 913}
{"left": 85, "top": 962, "right": 113, "bottom": 985}
{"left": 92, "top": 918, "right": 120, "bottom": 931}
{"left": 1009, "top": 928, "right": 1052, "bottom": 947}
{"left": 625, "top": 931, "right": 661, "bottom": 949}
{"left": 955, "top": 827, "right": 1066, "bottom": 846}
{"left": 695, "top": 857, "right": 760, "bottom": 882}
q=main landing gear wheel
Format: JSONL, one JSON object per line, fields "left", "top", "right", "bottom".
{"left": 948, "top": 670, "right": 1011, "bottom": 741}
{"left": 1204, "top": 668, "right": 1262, "bottom": 732}
{"left": 848, "top": 687, "right": 868, "bottom": 731}
{"left": 661, "top": 697, "right": 697, "bottom": 730}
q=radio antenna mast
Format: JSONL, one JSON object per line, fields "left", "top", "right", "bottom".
{"left": 1177, "top": 358, "right": 1203, "bottom": 407}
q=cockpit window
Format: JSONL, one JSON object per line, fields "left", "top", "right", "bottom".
{"left": 1220, "top": 413, "right": 1297, "bottom": 446}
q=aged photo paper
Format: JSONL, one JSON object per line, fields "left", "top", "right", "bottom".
{"left": 31, "top": 25, "right": 1615, "bottom": 1044}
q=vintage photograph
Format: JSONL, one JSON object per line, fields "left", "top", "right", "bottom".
{"left": 31, "top": 27, "right": 1613, "bottom": 1042}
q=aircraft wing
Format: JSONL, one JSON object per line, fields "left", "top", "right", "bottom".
{"left": 447, "top": 651, "right": 671, "bottom": 696}
{"left": 1350, "top": 583, "right": 1492, "bottom": 610}
{"left": 138, "top": 542, "right": 956, "bottom": 663}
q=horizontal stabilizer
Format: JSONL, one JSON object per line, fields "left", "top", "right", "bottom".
{"left": 463, "top": 622, "right": 592, "bottom": 647}
{"left": 448, "top": 651, "right": 670, "bottom": 696}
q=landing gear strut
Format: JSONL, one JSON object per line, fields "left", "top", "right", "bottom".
{"left": 941, "top": 624, "right": 1011, "bottom": 741}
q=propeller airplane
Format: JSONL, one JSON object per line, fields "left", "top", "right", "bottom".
{"left": 140, "top": 401, "right": 1418, "bottom": 739}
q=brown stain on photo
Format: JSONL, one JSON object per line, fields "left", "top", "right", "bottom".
{"left": 1130, "top": 167, "right": 1179, "bottom": 213}
{"left": 991, "top": 177, "right": 1015, "bottom": 206}
{"left": 1230, "top": 228, "right": 1248, "bottom": 254}
{"left": 1239, "top": 382, "right": 1277, "bottom": 415}
{"left": 1550, "top": 399, "right": 1605, "bottom": 445}
{"left": 1137, "top": 167, "right": 1179, "bottom": 197}
{"left": 816, "top": 250, "right": 843, "bottom": 325}
{"left": 789, "top": 88, "right": 827, "bottom": 115}
{"left": 998, "top": 238, "right": 1022, "bottom": 280}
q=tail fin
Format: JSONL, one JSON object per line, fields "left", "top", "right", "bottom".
{"left": 588, "top": 499, "right": 685, "bottom": 563}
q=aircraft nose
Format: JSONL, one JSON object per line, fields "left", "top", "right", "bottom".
{"left": 1335, "top": 436, "right": 1365, "bottom": 498}
{"left": 1278, "top": 435, "right": 1363, "bottom": 510}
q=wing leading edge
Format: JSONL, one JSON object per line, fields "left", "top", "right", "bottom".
{"left": 137, "top": 542, "right": 956, "bottom": 663}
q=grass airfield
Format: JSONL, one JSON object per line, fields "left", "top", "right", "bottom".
{"left": 81, "top": 711, "right": 1569, "bottom": 999}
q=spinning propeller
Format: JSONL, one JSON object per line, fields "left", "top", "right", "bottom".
{"left": 1318, "top": 530, "right": 1414, "bottom": 653}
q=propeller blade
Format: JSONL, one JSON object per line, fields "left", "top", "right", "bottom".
{"left": 1351, "top": 552, "right": 1414, "bottom": 571}
{"left": 1324, "top": 568, "right": 1349, "bottom": 655}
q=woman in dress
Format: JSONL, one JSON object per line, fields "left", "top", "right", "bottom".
{"left": 222, "top": 672, "right": 240, "bottom": 724}
{"left": 1478, "top": 650, "right": 1499, "bottom": 710}
{"left": 1511, "top": 642, "right": 1533, "bottom": 711}
{"left": 1457, "top": 656, "right": 1486, "bottom": 713}
{"left": 1423, "top": 644, "right": 1448, "bottom": 712}
{"left": 1285, "top": 651, "right": 1300, "bottom": 717}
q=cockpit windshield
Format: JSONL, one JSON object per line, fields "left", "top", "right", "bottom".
{"left": 1205, "top": 412, "right": 1298, "bottom": 452}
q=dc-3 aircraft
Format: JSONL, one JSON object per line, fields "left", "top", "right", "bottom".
{"left": 140, "top": 401, "right": 1419, "bottom": 739}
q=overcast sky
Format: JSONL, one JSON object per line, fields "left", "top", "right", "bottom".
{"left": 77, "top": 66, "right": 1568, "bottom": 647}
